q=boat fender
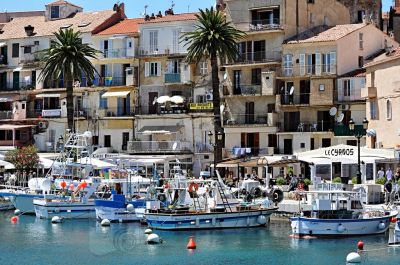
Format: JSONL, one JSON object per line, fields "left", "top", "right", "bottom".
{"left": 101, "top": 219, "right": 111, "bottom": 227}
{"left": 147, "top": 233, "right": 161, "bottom": 244}
{"left": 126, "top": 204, "right": 134, "bottom": 212}
{"left": 271, "top": 189, "right": 284, "bottom": 203}
{"left": 378, "top": 221, "right": 386, "bottom": 230}
{"left": 257, "top": 215, "right": 267, "bottom": 225}
{"left": 346, "top": 252, "right": 361, "bottom": 263}
{"left": 51, "top": 216, "right": 62, "bottom": 224}
{"left": 144, "top": 228, "right": 153, "bottom": 234}
{"left": 337, "top": 224, "right": 345, "bottom": 233}
{"left": 14, "top": 209, "right": 21, "bottom": 216}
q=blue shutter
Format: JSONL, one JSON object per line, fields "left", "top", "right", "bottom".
{"left": 117, "top": 97, "right": 123, "bottom": 116}
{"left": 126, "top": 93, "right": 130, "bottom": 115}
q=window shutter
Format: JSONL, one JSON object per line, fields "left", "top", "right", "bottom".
{"left": 350, "top": 79, "right": 355, "bottom": 96}
{"left": 315, "top": 53, "right": 321, "bottom": 76}
{"left": 330, "top": 52, "right": 336, "bottom": 74}
{"left": 145, "top": 62, "right": 149, "bottom": 77}
{"left": 299, "top": 54, "right": 305, "bottom": 76}
{"left": 157, "top": 62, "right": 161, "bottom": 76}
{"left": 337, "top": 79, "right": 343, "bottom": 101}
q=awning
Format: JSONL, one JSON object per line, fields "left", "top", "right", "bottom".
{"left": 0, "top": 42, "right": 6, "bottom": 48}
{"left": 109, "top": 35, "right": 128, "bottom": 40}
{"left": 0, "top": 96, "right": 16, "bottom": 102}
{"left": 36, "top": 93, "right": 61, "bottom": 98}
{"left": 138, "top": 125, "right": 182, "bottom": 135}
{"left": 101, "top": 87, "right": 133, "bottom": 98}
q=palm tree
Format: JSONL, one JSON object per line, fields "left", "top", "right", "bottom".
{"left": 183, "top": 7, "right": 244, "bottom": 166}
{"left": 39, "top": 28, "right": 99, "bottom": 131}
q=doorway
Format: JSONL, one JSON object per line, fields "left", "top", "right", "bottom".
{"left": 284, "top": 139, "right": 293, "bottom": 154}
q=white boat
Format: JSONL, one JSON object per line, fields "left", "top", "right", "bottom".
{"left": 290, "top": 190, "right": 397, "bottom": 237}
{"left": 34, "top": 177, "right": 102, "bottom": 219}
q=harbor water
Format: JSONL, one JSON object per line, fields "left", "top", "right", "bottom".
{"left": 0, "top": 212, "right": 399, "bottom": 265}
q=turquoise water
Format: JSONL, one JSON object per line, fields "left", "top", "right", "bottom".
{"left": 0, "top": 211, "right": 399, "bottom": 265}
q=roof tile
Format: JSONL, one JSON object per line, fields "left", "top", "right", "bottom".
{"left": 139, "top": 13, "right": 198, "bottom": 24}
{"left": 96, "top": 18, "right": 145, "bottom": 36}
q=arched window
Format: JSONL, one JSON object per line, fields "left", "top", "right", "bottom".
{"left": 386, "top": 99, "right": 392, "bottom": 120}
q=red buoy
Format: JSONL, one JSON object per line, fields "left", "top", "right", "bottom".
{"left": 60, "top": 181, "right": 67, "bottom": 189}
{"left": 357, "top": 240, "right": 364, "bottom": 251}
{"left": 10, "top": 216, "right": 18, "bottom": 223}
{"left": 391, "top": 217, "right": 397, "bottom": 223}
{"left": 187, "top": 236, "right": 197, "bottom": 249}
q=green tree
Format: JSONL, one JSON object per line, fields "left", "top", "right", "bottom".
{"left": 39, "top": 29, "right": 99, "bottom": 131}
{"left": 183, "top": 7, "right": 244, "bottom": 165}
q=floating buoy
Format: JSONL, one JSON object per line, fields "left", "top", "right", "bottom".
{"left": 51, "top": 216, "right": 62, "bottom": 224}
{"left": 147, "top": 233, "right": 161, "bottom": 244}
{"left": 187, "top": 236, "right": 197, "bottom": 249}
{"left": 378, "top": 221, "right": 386, "bottom": 230}
{"left": 144, "top": 228, "right": 153, "bottom": 234}
{"left": 127, "top": 204, "right": 134, "bottom": 212}
{"left": 346, "top": 252, "right": 361, "bottom": 263}
{"left": 10, "top": 216, "right": 18, "bottom": 223}
{"left": 257, "top": 215, "right": 267, "bottom": 225}
{"left": 357, "top": 240, "right": 364, "bottom": 251}
{"left": 101, "top": 219, "right": 110, "bottom": 227}
{"left": 14, "top": 209, "right": 21, "bottom": 216}
{"left": 391, "top": 217, "right": 397, "bottom": 223}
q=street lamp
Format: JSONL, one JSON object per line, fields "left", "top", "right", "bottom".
{"left": 349, "top": 117, "right": 369, "bottom": 184}
{"left": 208, "top": 130, "right": 223, "bottom": 177}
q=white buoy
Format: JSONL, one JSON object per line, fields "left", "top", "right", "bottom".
{"left": 378, "top": 222, "right": 386, "bottom": 230}
{"left": 144, "top": 228, "right": 153, "bottom": 234}
{"left": 101, "top": 219, "right": 111, "bottom": 226}
{"left": 14, "top": 209, "right": 21, "bottom": 215}
{"left": 346, "top": 252, "right": 361, "bottom": 263}
{"left": 51, "top": 216, "right": 62, "bottom": 224}
{"left": 257, "top": 215, "right": 267, "bottom": 225}
{"left": 147, "top": 233, "right": 160, "bottom": 244}
{"left": 127, "top": 204, "right": 134, "bottom": 212}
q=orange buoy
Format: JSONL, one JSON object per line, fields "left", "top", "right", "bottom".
{"left": 357, "top": 240, "right": 364, "bottom": 251}
{"left": 60, "top": 181, "right": 67, "bottom": 189}
{"left": 391, "top": 217, "right": 397, "bottom": 223}
{"left": 10, "top": 216, "right": 18, "bottom": 223}
{"left": 187, "top": 236, "right": 197, "bottom": 249}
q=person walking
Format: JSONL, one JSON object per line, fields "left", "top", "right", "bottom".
{"left": 377, "top": 167, "right": 385, "bottom": 178}
{"left": 384, "top": 180, "right": 393, "bottom": 205}
{"left": 386, "top": 167, "right": 393, "bottom": 182}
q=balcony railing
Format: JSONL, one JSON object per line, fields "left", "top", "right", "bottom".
{"left": 92, "top": 76, "right": 126, "bottom": 87}
{"left": 224, "top": 147, "right": 272, "bottom": 158}
{"left": 97, "top": 107, "right": 134, "bottom": 117}
{"left": 42, "top": 109, "right": 62, "bottom": 118}
{"left": 279, "top": 121, "right": 334, "bottom": 133}
{"left": 0, "top": 56, "right": 7, "bottom": 65}
{"left": 249, "top": 18, "right": 282, "bottom": 31}
{"left": 133, "top": 105, "right": 188, "bottom": 115}
{"left": 224, "top": 113, "right": 277, "bottom": 126}
{"left": 19, "top": 52, "right": 42, "bottom": 65}
{"left": 334, "top": 124, "right": 365, "bottom": 137}
{"left": 0, "top": 81, "right": 35, "bottom": 91}
{"left": 99, "top": 48, "right": 131, "bottom": 59}
{"left": 165, "top": 73, "right": 181, "bottom": 83}
{"left": 127, "top": 140, "right": 192, "bottom": 153}
{"left": 280, "top": 93, "right": 310, "bottom": 105}
{"left": 139, "top": 45, "right": 187, "bottom": 57}
{"left": 231, "top": 51, "right": 281, "bottom": 64}
{"left": 337, "top": 90, "right": 362, "bottom": 102}
{"left": 0, "top": 110, "right": 12, "bottom": 119}
{"left": 280, "top": 64, "right": 337, "bottom": 77}
{"left": 231, "top": 84, "right": 262, "bottom": 96}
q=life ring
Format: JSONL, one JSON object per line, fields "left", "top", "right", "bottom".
{"left": 188, "top": 183, "right": 199, "bottom": 193}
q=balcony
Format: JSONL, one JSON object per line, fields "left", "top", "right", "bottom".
{"left": 279, "top": 64, "right": 337, "bottom": 77}
{"left": 279, "top": 121, "right": 334, "bottom": 133}
{"left": 280, "top": 93, "right": 310, "bottom": 105}
{"left": 360, "top": 86, "right": 377, "bottom": 99}
{"left": 165, "top": 73, "right": 181, "bottom": 83}
{"left": 224, "top": 112, "right": 277, "bottom": 126}
{"left": 0, "top": 110, "right": 12, "bottom": 119}
{"left": 228, "top": 84, "right": 262, "bottom": 96}
{"left": 0, "top": 81, "right": 35, "bottom": 91}
{"left": 42, "top": 109, "right": 62, "bottom": 118}
{"left": 0, "top": 56, "right": 7, "bottom": 66}
{"left": 127, "top": 140, "right": 192, "bottom": 153}
{"left": 337, "top": 90, "right": 363, "bottom": 102}
{"left": 223, "top": 147, "right": 273, "bottom": 158}
{"left": 99, "top": 48, "right": 131, "bottom": 59}
{"left": 97, "top": 107, "right": 134, "bottom": 118}
{"left": 333, "top": 124, "right": 365, "bottom": 136}
{"left": 248, "top": 19, "right": 282, "bottom": 32}
{"left": 92, "top": 76, "right": 126, "bottom": 87}
{"left": 19, "top": 52, "right": 41, "bottom": 66}
{"left": 230, "top": 51, "right": 281, "bottom": 65}
{"left": 139, "top": 45, "right": 187, "bottom": 57}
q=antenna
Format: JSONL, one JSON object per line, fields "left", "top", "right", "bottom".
{"left": 171, "top": 1, "right": 175, "bottom": 9}
{"left": 144, "top": 5, "right": 148, "bottom": 16}
{"left": 336, "top": 113, "right": 344, "bottom": 123}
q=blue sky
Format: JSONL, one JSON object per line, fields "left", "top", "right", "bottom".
{"left": 0, "top": 0, "right": 393, "bottom": 17}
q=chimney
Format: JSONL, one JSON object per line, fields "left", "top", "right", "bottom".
{"left": 156, "top": 11, "right": 162, "bottom": 18}
{"left": 150, "top": 13, "right": 155, "bottom": 19}
{"left": 24, "top": 25, "right": 35, "bottom": 36}
{"left": 396, "top": 0, "right": 400, "bottom": 7}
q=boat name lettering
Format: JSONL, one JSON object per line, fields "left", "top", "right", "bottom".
{"left": 324, "top": 148, "right": 354, "bottom": 156}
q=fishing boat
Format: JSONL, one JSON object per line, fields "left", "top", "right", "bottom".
{"left": 144, "top": 171, "right": 279, "bottom": 230}
{"left": 290, "top": 190, "right": 397, "bottom": 237}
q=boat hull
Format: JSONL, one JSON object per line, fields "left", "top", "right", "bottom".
{"left": 145, "top": 208, "right": 277, "bottom": 230}
{"left": 290, "top": 215, "right": 395, "bottom": 237}
{"left": 95, "top": 207, "right": 145, "bottom": 222}
{"left": 34, "top": 200, "right": 96, "bottom": 219}
{"left": 7, "top": 193, "right": 43, "bottom": 214}
{"left": 0, "top": 199, "right": 14, "bottom": 211}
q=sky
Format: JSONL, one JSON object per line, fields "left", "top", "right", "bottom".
{"left": 0, "top": 0, "right": 394, "bottom": 17}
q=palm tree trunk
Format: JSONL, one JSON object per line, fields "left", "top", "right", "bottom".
{"left": 211, "top": 52, "right": 223, "bottom": 169}
{"left": 66, "top": 79, "right": 74, "bottom": 132}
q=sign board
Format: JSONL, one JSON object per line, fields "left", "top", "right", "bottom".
{"left": 189, "top": 102, "right": 213, "bottom": 110}
{"left": 92, "top": 153, "right": 119, "bottom": 159}
{"left": 324, "top": 147, "right": 355, "bottom": 157}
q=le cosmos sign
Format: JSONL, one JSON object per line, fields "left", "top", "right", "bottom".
{"left": 324, "top": 147, "right": 355, "bottom": 157}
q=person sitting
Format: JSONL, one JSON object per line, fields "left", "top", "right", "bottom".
{"left": 288, "top": 174, "right": 298, "bottom": 192}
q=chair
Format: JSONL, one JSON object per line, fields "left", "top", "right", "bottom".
{"left": 297, "top": 123, "right": 304, "bottom": 132}
{"left": 311, "top": 123, "right": 318, "bottom": 132}
{"left": 249, "top": 24, "right": 256, "bottom": 31}
{"left": 257, "top": 24, "right": 263, "bottom": 30}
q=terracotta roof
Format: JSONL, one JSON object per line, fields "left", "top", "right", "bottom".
{"left": 339, "top": 69, "right": 366, "bottom": 78}
{"left": 364, "top": 48, "right": 400, "bottom": 67}
{"left": 46, "top": 0, "right": 82, "bottom": 9}
{"left": 287, "top": 24, "right": 367, "bottom": 44}
{"left": 139, "top": 13, "right": 198, "bottom": 24}
{"left": 395, "top": 7, "right": 400, "bottom": 15}
{"left": 96, "top": 18, "right": 145, "bottom": 36}
{"left": 0, "top": 10, "right": 116, "bottom": 40}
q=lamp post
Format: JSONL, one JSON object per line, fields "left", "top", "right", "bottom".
{"left": 348, "top": 117, "right": 369, "bottom": 184}
{"left": 208, "top": 130, "right": 223, "bottom": 178}
{"left": 57, "top": 135, "right": 64, "bottom": 152}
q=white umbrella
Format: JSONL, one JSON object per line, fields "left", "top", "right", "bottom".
{"left": 39, "top": 157, "right": 54, "bottom": 169}
{"left": 0, "top": 160, "right": 15, "bottom": 170}
{"left": 156, "top": 96, "right": 171, "bottom": 104}
{"left": 77, "top": 157, "right": 116, "bottom": 169}
{"left": 170, "top": 95, "right": 185, "bottom": 104}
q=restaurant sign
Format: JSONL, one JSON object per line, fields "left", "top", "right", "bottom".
{"left": 324, "top": 147, "right": 355, "bottom": 157}
{"left": 189, "top": 102, "right": 213, "bottom": 110}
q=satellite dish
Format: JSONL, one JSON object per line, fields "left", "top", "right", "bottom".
{"left": 336, "top": 113, "right": 344, "bottom": 123}
{"left": 366, "top": 128, "right": 376, "bottom": 137}
{"left": 289, "top": 86, "right": 294, "bottom": 95}
{"left": 329, "top": 107, "right": 337, "bottom": 116}
{"left": 172, "top": 142, "right": 178, "bottom": 151}
{"left": 223, "top": 73, "right": 227, "bottom": 80}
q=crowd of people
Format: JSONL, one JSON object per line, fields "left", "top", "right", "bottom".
{"left": 380, "top": 167, "right": 400, "bottom": 204}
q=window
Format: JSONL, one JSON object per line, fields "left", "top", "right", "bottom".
{"left": 199, "top": 61, "right": 208, "bottom": 75}
{"left": 196, "top": 95, "right": 206, "bottom": 103}
{"left": 150, "top": 62, "right": 159, "bottom": 76}
{"left": 300, "top": 142, "right": 305, "bottom": 148}
{"left": 24, "top": 46, "right": 31, "bottom": 54}
{"left": 144, "top": 62, "right": 161, "bottom": 77}
{"left": 358, "top": 56, "right": 364, "bottom": 68}
{"left": 104, "top": 135, "right": 111, "bottom": 148}
{"left": 386, "top": 99, "right": 392, "bottom": 120}
{"left": 92, "top": 136, "right": 99, "bottom": 145}
{"left": 34, "top": 41, "right": 39, "bottom": 46}
{"left": 359, "top": 33, "right": 363, "bottom": 49}
{"left": 251, "top": 68, "right": 261, "bottom": 85}
{"left": 149, "top": 30, "right": 158, "bottom": 53}
{"left": 99, "top": 92, "right": 108, "bottom": 109}
{"left": 370, "top": 100, "right": 378, "bottom": 120}
{"left": 319, "top": 84, "right": 325, "bottom": 91}
{"left": 51, "top": 6, "right": 60, "bottom": 19}
{"left": 12, "top": 43, "right": 19, "bottom": 58}
{"left": 343, "top": 79, "right": 351, "bottom": 96}
{"left": 357, "top": 10, "right": 365, "bottom": 23}
{"left": 283, "top": 54, "right": 293, "bottom": 76}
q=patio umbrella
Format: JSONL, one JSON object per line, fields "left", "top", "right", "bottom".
{"left": 170, "top": 95, "right": 185, "bottom": 104}
{"left": 156, "top": 96, "right": 171, "bottom": 104}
